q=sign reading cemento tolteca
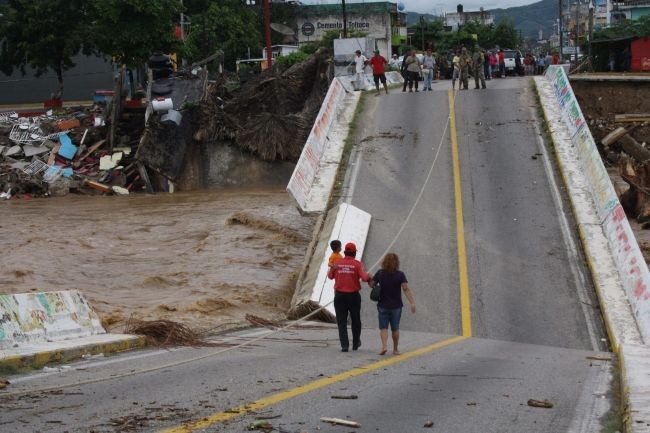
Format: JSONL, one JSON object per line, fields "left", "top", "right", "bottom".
{"left": 297, "top": 14, "right": 389, "bottom": 42}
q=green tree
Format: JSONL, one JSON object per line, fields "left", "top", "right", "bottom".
{"left": 493, "top": 19, "right": 520, "bottom": 49}
{"left": 0, "top": 0, "right": 92, "bottom": 98}
{"left": 594, "top": 15, "right": 650, "bottom": 40}
{"left": 183, "top": 0, "right": 260, "bottom": 69}
{"left": 89, "top": 0, "right": 181, "bottom": 68}
{"left": 409, "top": 20, "right": 444, "bottom": 50}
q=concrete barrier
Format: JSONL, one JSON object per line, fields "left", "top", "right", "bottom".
{"left": 0, "top": 290, "right": 104, "bottom": 349}
{"left": 287, "top": 78, "right": 347, "bottom": 213}
{"left": 337, "top": 71, "right": 404, "bottom": 92}
{"left": 289, "top": 203, "right": 371, "bottom": 319}
{"left": 543, "top": 66, "right": 650, "bottom": 343}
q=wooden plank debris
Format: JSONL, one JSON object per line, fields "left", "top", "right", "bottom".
{"left": 615, "top": 113, "right": 650, "bottom": 123}
{"left": 320, "top": 417, "right": 361, "bottom": 428}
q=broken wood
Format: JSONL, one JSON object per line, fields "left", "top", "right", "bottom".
{"left": 615, "top": 113, "right": 650, "bottom": 123}
{"left": 423, "top": 421, "right": 434, "bottom": 428}
{"left": 527, "top": 399, "right": 553, "bottom": 408}
{"left": 320, "top": 417, "right": 361, "bottom": 428}
{"left": 76, "top": 139, "right": 106, "bottom": 164}
{"left": 586, "top": 355, "right": 612, "bottom": 362}
{"left": 330, "top": 395, "right": 358, "bottom": 400}
{"left": 601, "top": 127, "right": 629, "bottom": 147}
{"left": 0, "top": 378, "right": 10, "bottom": 389}
{"left": 620, "top": 135, "right": 650, "bottom": 163}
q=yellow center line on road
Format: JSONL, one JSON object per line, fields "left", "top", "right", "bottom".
{"left": 159, "top": 336, "right": 468, "bottom": 433}
{"left": 158, "top": 91, "right": 474, "bottom": 433}
{"left": 448, "top": 89, "right": 473, "bottom": 338}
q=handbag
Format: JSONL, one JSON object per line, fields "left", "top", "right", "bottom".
{"left": 370, "top": 270, "right": 382, "bottom": 302}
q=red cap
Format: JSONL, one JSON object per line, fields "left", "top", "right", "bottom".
{"left": 344, "top": 242, "right": 357, "bottom": 253}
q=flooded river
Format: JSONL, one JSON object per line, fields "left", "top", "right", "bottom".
{"left": 0, "top": 188, "right": 315, "bottom": 334}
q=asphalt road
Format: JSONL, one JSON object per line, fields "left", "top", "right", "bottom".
{"left": 0, "top": 77, "right": 614, "bottom": 433}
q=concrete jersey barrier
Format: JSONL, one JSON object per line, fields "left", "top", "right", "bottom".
{"left": 287, "top": 78, "right": 347, "bottom": 213}
{"left": 544, "top": 66, "right": 650, "bottom": 343}
{"left": 289, "top": 203, "right": 372, "bottom": 318}
{"left": 0, "top": 290, "right": 105, "bottom": 350}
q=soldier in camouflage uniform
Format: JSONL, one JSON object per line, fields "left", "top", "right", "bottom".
{"left": 458, "top": 47, "right": 471, "bottom": 90}
{"left": 472, "top": 48, "right": 487, "bottom": 90}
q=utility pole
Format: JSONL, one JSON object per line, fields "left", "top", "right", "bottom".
{"left": 588, "top": 0, "right": 594, "bottom": 64}
{"left": 342, "top": 0, "right": 348, "bottom": 38}
{"left": 420, "top": 16, "right": 425, "bottom": 50}
{"left": 575, "top": 0, "right": 580, "bottom": 65}
{"left": 559, "top": 0, "right": 564, "bottom": 60}
{"left": 263, "top": 0, "right": 273, "bottom": 68}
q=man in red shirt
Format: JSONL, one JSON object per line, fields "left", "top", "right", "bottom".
{"left": 327, "top": 242, "right": 371, "bottom": 352}
{"left": 552, "top": 52, "right": 560, "bottom": 65}
{"left": 498, "top": 49, "right": 506, "bottom": 77}
{"left": 368, "top": 50, "right": 389, "bottom": 96}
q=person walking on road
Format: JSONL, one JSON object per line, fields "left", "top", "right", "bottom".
{"left": 473, "top": 49, "right": 487, "bottom": 90}
{"left": 458, "top": 47, "right": 471, "bottom": 90}
{"left": 371, "top": 253, "right": 415, "bottom": 356}
{"left": 488, "top": 51, "right": 498, "bottom": 79}
{"left": 422, "top": 48, "right": 436, "bottom": 91}
{"left": 401, "top": 50, "right": 410, "bottom": 92}
{"left": 451, "top": 50, "right": 460, "bottom": 90}
{"left": 328, "top": 242, "right": 371, "bottom": 352}
{"left": 369, "top": 50, "right": 389, "bottom": 95}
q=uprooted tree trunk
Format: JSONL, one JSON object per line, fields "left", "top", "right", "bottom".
{"left": 195, "top": 47, "right": 332, "bottom": 162}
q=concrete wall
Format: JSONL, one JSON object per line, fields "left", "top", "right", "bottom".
{"left": 0, "top": 291, "right": 105, "bottom": 350}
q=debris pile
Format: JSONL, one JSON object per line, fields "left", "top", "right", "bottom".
{"left": 195, "top": 47, "right": 332, "bottom": 161}
{"left": 573, "top": 81, "right": 650, "bottom": 228}
{"left": 0, "top": 48, "right": 333, "bottom": 199}
{"left": 124, "top": 318, "right": 228, "bottom": 347}
{"left": 0, "top": 97, "right": 148, "bottom": 199}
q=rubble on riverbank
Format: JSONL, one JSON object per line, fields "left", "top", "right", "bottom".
{"left": 572, "top": 78, "right": 650, "bottom": 262}
{"left": 0, "top": 48, "right": 332, "bottom": 199}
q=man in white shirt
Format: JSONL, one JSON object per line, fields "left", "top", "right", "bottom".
{"left": 353, "top": 50, "right": 368, "bottom": 87}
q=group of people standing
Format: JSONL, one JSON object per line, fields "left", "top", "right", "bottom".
{"left": 327, "top": 240, "right": 416, "bottom": 355}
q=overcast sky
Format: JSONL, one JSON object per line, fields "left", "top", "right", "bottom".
{"left": 300, "top": 0, "right": 540, "bottom": 15}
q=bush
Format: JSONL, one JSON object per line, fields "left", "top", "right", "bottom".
{"left": 276, "top": 51, "right": 309, "bottom": 67}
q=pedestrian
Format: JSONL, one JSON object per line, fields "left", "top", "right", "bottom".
{"left": 353, "top": 49, "right": 368, "bottom": 88}
{"left": 473, "top": 49, "right": 486, "bottom": 90}
{"left": 328, "top": 239, "right": 343, "bottom": 267}
{"left": 483, "top": 50, "right": 491, "bottom": 80}
{"left": 389, "top": 53, "right": 400, "bottom": 69}
{"left": 458, "top": 47, "right": 471, "bottom": 90}
{"left": 369, "top": 50, "right": 389, "bottom": 95}
{"left": 537, "top": 54, "right": 546, "bottom": 74}
{"left": 371, "top": 253, "right": 415, "bottom": 356}
{"left": 403, "top": 50, "right": 421, "bottom": 92}
{"left": 514, "top": 50, "right": 522, "bottom": 76}
{"left": 422, "top": 48, "right": 435, "bottom": 91}
{"left": 489, "top": 51, "right": 498, "bottom": 79}
{"left": 552, "top": 51, "right": 559, "bottom": 65}
{"left": 401, "top": 50, "right": 410, "bottom": 92}
{"left": 327, "top": 242, "right": 371, "bottom": 352}
{"left": 498, "top": 49, "right": 506, "bottom": 77}
{"left": 545, "top": 52, "right": 553, "bottom": 70}
{"left": 452, "top": 50, "right": 460, "bottom": 90}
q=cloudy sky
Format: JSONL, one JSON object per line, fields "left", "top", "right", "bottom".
{"left": 301, "top": 0, "right": 540, "bottom": 14}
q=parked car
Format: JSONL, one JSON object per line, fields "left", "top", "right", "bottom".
{"left": 493, "top": 50, "right": 518, "bottom": 77}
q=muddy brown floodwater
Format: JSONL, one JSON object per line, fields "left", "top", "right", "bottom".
{"left": 0, "top": 188, "right": 315, "bottom": 334}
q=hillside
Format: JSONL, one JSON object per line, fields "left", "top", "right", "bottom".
{"left": 407, "top": 0, "right": 557, "bottom": 40}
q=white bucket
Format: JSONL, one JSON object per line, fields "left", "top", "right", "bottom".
{"left": 152, "top": 98, "right": 173, "bottom": 112}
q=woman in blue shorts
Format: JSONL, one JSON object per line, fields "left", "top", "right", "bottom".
{"left": 372, "top": 253, "right": 416, "bottom": 355}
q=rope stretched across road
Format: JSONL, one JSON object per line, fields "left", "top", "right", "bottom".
{"left": 0, "top": 90, "right": 458, "bottom": 398}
